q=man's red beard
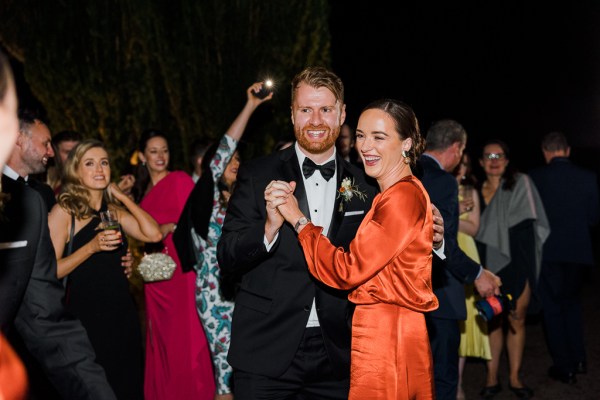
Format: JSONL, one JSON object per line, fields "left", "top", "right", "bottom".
{"left": 294, "top": 124, "right": 340, "bottom": 154}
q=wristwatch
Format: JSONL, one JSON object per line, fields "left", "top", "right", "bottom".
{"left": 294, "top": 216, "right": 310, "bottom": 233}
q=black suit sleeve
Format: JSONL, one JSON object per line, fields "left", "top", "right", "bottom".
{"left": 217, "top": 163, "right": 276, "bottom": 275}
{"left": 429, "top": 173, "right": 480, "bottom": 284}
{"left": 29, "top": 179, "right": 57, "bottom": 212}
{"left": 587, "top": 171, "right": 600, "bottom": 226}
{"left": 13, "top": 190, "right": 116, "bottom": 400}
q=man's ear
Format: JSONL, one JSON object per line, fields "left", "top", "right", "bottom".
{"left": 14, "top": 132, "right": 26, "bottom": 149}
{"left": 339, "top": 103, "right": 347, "bottom": 126}
{"left": 290, "top": 106, "right": 294, "bottom": 125}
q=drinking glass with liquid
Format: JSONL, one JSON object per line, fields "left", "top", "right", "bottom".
{"left": 99, "top": 210, "right": 123, "bottom": 245}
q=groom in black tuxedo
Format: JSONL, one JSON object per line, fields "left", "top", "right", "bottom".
{"left": 218, "top": 67, "right": 443, "bottom": 399}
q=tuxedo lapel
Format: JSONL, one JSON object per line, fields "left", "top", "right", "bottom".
{"left": 278, "top": 147, "right": 311, "bottom": 220}
{"left": 327, "top": 155, "right": 350, "bottom": 239}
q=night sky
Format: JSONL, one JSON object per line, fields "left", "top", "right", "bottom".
{"left": 330, "top": 2, "right": 600, "bottom": 174}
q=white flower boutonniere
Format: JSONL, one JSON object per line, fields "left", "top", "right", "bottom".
{"left": 337, "top": 177, "right": 366, "bottom": 212}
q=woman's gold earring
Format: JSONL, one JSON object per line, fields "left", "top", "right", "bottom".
{"left": 402, "top": 150, "right": 410, "bottom": 164}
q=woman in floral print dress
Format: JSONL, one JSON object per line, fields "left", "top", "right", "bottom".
{"left": 193, "top": 82, "right": 271, "bottom": 398}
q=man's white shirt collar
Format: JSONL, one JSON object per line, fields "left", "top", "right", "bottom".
{"left": 2, "top": 165, "right": 27, "bottom": 181}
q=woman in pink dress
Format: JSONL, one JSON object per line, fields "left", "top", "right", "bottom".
{"left": 135, "top": 129, "right": 215, "bottom": 399}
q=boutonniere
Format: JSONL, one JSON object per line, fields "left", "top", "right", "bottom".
{"left": 337, "top": 177, "right": 366, "bottom": 212}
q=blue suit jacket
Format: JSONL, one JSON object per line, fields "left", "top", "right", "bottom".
{"left": 418, "top": 155, "right": 480, "bottom": 320}
{"left": 529, "top": 157, "right": 599, "bottom": 265}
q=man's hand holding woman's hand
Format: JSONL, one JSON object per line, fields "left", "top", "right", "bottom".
{"left": 263, "top": 180, "right": 301, "bottom": 241}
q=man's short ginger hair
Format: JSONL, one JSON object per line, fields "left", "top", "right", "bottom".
{"left": 291, "top": 67, "right": 344, "bottom": 106}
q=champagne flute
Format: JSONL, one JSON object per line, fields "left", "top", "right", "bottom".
{"left": 459, "top": 184, "right": 474, "bottom": 212}
{"left": 459, "top": 184, "right": 473, "bottom": 200}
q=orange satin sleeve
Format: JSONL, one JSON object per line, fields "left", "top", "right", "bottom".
{"left": 298, "top": 176, "right": 438, "bottom": 311}
{"left": 0, "top": 333, "right": 28, "bottom": 400}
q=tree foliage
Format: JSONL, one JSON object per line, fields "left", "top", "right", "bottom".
{"left": 0, "top": 0, "right": 331, "bottom": 172}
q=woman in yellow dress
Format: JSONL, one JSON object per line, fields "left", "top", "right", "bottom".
{"left": 454, "top": 153, "right": 491, "bottom": 399}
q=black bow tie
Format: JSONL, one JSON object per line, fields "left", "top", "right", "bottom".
{"left": 302, "top": 158, "right": 336, "bottom": 181}
{"left": 16, "top": 176, "right": 28, "bottom": 185}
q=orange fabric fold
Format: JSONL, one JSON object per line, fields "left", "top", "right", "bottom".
{"left": 298, "top": 175, "right": 438, "bottom": 399}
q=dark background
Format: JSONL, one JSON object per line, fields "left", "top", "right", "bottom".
{"left": 7, "top": 2, "right": 600, "bottom": 176}
{"left": 329, "top": 1, "right": 600, "bottom": 175}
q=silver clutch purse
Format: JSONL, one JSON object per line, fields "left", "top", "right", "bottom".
{"left": 138, "top": 252, "right": 176, "bottom": 282}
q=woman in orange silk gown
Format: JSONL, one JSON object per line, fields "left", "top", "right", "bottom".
{"left": 274, "top": 99, "right": 439, "bottom": 399}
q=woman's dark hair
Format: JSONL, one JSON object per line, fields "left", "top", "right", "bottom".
{"left": 132, "top": 129, "right": 169, "bottom": 203}
{"left": 360, "top": 98, "right": 424, "bottom": 168}
{"left": 481, "top": 139, "right": 517, "bottom": 190}
{"left": 453, "top": 152, "right": 478, "bottom": 187}
{"left": 200, "top": 141, "right": 239, "bottom": 209}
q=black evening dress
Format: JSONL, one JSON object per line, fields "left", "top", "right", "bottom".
{"left": 65, "top": 205, "right": 144, "bottom": 399}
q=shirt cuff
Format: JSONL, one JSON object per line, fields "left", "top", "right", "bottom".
{"left": 476, "top": 265, "right": 483, "bottom": 280}
{"left": 264, "top": 232, "right": 279, "bottom": 252}
{"left": 433, "top": 238, "right": 446, "bottom": 260}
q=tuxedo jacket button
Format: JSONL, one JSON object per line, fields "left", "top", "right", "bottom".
{"left": 303, "top": 305, "right": 310, "bottom": 311}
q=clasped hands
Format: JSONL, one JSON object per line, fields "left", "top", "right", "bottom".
{"left": 264, "top": 180, "right": 445, "bottom": 249}
{"left": 264, "top": 180, "right": 303, "bottom": 237}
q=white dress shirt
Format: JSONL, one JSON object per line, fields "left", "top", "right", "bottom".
{"left": 264, "top": 143, "right": 338, "bottom": 328}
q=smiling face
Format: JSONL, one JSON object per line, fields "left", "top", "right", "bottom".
{"left": 141, "top": 136, "right": 169, "bottom": 174}
{"left": 291, "top": 83, "right": 346, "bottom": 161}
{"left": 77, "top": 146, "right": 110, "bottom": 191}
{"left": 480, "top": 142, "right": 509, "bottom": 178}
{"left": 356, "top": 108, "right": 412, "bottom": 190}
{"left": 21, "top": 120, "right": 55, "bottom": 175}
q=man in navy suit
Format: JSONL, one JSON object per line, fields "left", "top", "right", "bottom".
{"left": 418, "top": 119, "right": 501, "bottom": 400}
{"left": 529, "top": 132, "right": 599, "bottom": 384}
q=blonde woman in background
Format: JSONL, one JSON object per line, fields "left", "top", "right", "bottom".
{"left": 48, "top": 139, "right": 162, "bottom": 399}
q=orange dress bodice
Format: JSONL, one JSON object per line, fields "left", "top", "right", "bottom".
{"left": 298, "top": 175, "right": 438, "bottom": 399}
